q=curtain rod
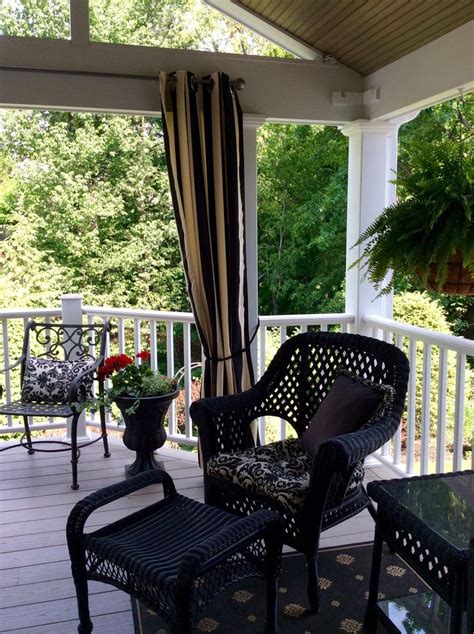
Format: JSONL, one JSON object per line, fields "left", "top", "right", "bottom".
{"left": 1, "top": 66, "right": 245, "bottom": 90}
{"left": 168, "top": 75, "right": 245, "bottom": 91}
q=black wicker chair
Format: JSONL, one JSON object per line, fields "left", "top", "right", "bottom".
{"left": 191, "top": 331, "right": 409, "bottom": 613}
{"left": 67, "top": 470, "right": 283, "bottom": 634}
{"left": 0, "top": 320, "right": 111, "bottom": 489}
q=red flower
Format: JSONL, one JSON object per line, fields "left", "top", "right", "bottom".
{"left": 99, "top": 354, "right": 133, "bottom": 379}
{"left": 136, "top": 350, "right": 151, "bottom": 361}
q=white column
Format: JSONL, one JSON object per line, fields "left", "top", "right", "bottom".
{"left": 243, "top": 115, "right": 266, "bottom": 380}
{"left": 341, "top": 120, "right": 399, "bottom": 334}
{"left": 61, "top": 293, "right": 83, "bottom": 325}
{"left": 60, "top": 294, "right": 90, "bottom": 440}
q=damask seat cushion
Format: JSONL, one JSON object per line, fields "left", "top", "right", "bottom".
{"left": 207, "top": 439, "right": 364, "bottom": 513}
{"left": 21, "top": 357, "right": 94, "bottom": 404}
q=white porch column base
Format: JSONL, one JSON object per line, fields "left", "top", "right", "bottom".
{"left": 243, "top": 115, "right": 266, "bottom": 380}
{"left": 60, "top": 294, "right": 90, "bottom": 441}
{"left": 342, "top": 120, "right": 399, "bottom": 335}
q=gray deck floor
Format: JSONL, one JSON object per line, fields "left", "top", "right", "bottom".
{"left": 0, "top": 435, "right": 396, "bottom": 633}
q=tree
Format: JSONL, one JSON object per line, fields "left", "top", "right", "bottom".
{"left": 1, "top": 111, "right": 188, "bottom": 309}
{"left": 257, "top": 124, "right": 348, "bottom": 315}
{"left": 393, "top": 291, "right": 473, "bottom": 448}
{"left": 0, "top": 0, "right": 284, "bottom": 313}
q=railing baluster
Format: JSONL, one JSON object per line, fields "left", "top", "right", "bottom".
{"left": 166, "top": 322, "right": 176, "bottom": 437}
{"left": 117, "top": 318, "right": 125, "bottom": 354}
{"left": 380, "top": 328, "right": 393, "bottom": 456}
{"left": 436, "top": 347, "right": 448, "bottom": 473}
{"left": 406, "top": 337, "right": 417, "bottom": 475}
{"left": 24, "top": 316, "right": 35, "bottom": 438}
{"left": 258, "top": 324, "right": 266, "bottom": 444}
{"left": 279, "top": 326, "right": 287, "bottom": 440}
{"left": 150, "top": 320, "right": 158, "bottom": 372}
{"left": 420, "top": 343, "right": 432, "bottom": 475}
{"left": 87, "top": 315, "right": 96, "bottom": 424}
{"left": 133, "top": 319, "right": 141, "bottom": 359}
{"left": 183, "top": 322, "right": 192, "bottom": 440}
{"left": 392, "top": 334, "right": 404, "bottom": 467}
{"left": 453, "top": 352, "right": 466, "bottom": 471}
{"left": 102, "top": 315, "right": 113, "bottom": 427}
{"left": 1, "top": 319, "right": 13, "bottom": 427}
{"left": 300, "top": 323, "right": 308, "bottom": 334}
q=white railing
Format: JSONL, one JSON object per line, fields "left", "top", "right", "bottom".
{"left": 1, "top": 304, "right": 472, "bottom": 474}
{"left": 0, "top": 302, "right": 354, "bottom": 447}
{"left": 83, "top": 305, "right": 199, "bottom": 447}
{"left": 364, "top": 315, "right": 474, "bottom": 476}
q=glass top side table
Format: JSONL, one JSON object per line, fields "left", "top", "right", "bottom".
{"left": 365, "top": 470, "right": 474, "bottom": 634}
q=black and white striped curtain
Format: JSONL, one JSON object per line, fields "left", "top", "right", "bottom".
{"left": 159, "top": 71, "right": 255, "bottom": 398}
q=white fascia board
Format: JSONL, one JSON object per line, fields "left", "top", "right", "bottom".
{"left": 0, "top": 36, "right": 364, "bottom": 122}
{"left": 364, "top": 20, "right": 474, "bottom": 121}
{"left": 205, "top": 0, "right": 322, "bottom": 61}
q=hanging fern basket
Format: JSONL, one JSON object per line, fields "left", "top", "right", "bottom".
{"left": 415, "top": 251, "right": 474, "bottom": 296}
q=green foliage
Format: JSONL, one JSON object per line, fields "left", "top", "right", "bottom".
{"left": 0, "top": 0, "right": 287, "bottom": 319}
{"left": 393, "top": 292, "right": 473, "bottom": 443}
{"left": 0, "top": 111, "right": 188, "bottom": 310}
{"left": 0, "top": 0, "right": 70, "bottom": 38}
{"left": 394, "top": 291, "right": 451, "bottom": 334}
{"left": 89, "top": 0, "right": 287, "bottom": 55}
{"left": 355, "top": 95, "right": 474, "bottom": 295}
{"left": 257, "top": 124, "right": 348, "bottom": 315}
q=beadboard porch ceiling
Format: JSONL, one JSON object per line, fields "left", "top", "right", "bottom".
{"left": 226, "top": 0, "right": 474, "bottom": 75}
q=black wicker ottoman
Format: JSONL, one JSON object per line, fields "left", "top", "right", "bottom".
{"left": 67, "top": 469, "right": 282, "bottom": 633}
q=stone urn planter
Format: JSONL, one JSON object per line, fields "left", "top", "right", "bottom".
{"left": 114, "top": 389, "right": 179, "bottom": 478}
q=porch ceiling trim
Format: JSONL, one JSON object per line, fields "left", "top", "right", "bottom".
{"left": 365, "top": 21, "right": 474, "bottom": 120}
{"left": 205, "top": 0, "right": 324, "bottom": 61}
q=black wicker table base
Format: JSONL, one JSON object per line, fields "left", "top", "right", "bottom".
{"left": 365, "top": 471, "right": 474, "bottom": 634}
{"left": 67, "top": 469, "right": 282, "bottom": 634}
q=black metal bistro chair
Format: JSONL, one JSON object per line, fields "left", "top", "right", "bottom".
{"left": 0, "top": 320, "right": 111, "bottom": 489}
{"left": 191, "top": 331, "right": 410, "bottom": 614}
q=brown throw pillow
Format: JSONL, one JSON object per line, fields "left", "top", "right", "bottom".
{"left": 301, "top": 371, "right": 394, "bottom": 457}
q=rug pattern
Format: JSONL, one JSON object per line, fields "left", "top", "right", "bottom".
{"left": 132, "top": 543, "right": 427, "bottom": 633}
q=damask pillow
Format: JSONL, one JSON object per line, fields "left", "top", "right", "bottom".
{"left": 21, "top": 358, "right": 95, "bottom": 404}
{"left": 301, "top": 369, "right": 395, "bottom": 457}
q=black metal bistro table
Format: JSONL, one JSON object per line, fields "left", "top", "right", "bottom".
{"left": 365, "top": 470, "right": 474, "bottom": 634}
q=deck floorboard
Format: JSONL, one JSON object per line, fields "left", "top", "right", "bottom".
{"left": 0, "top": 437, "right": 391, "bottom": 633}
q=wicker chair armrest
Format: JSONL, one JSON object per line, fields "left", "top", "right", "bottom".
{"left": 190, "top": 388, "right": 263, "bottom": 464}
{"left": 66, "top": 470, "right": 176, "bottom": 539}
{"left": 320, "top": 412, "right": 400, "bottom": 471}
{"left": 177, "top": 509, "right": 282, "bottom": 581}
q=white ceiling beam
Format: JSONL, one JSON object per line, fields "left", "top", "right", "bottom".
{"left": 364, "top": 21, "right": 474, "bottom": 120}
{"left": 69, "top": 0, "right": 89, "bottom": 47}
{"left": 205, "top": 0, "right": 323, "bottom": 61}
{"left": 0, "top": 36, "right": 364, "bottom": 122}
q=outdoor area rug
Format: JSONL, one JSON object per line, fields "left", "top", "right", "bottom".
{"left": 132, "top": 542, "right": 428, "bottom": 633}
